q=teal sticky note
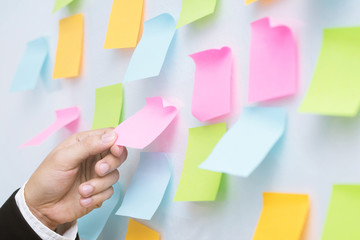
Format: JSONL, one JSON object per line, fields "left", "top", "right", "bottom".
{"left": 10, "top": 37, "right": 49, "bottom": 92}
{"left": 200, "top": 107, "right": 286, "bottom": 177}
{"left": 78, "top": 183, "right": 122, "bottom": 240}
{"left": 123, "top": 13, "right": 176, "bottom": 82}
{"left": 116, "top": 152, "right": 171, "bottom": 220}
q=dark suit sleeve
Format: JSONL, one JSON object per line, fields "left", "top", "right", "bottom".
{"left": 0, "top": 190, "right": 79, "bottom": 240}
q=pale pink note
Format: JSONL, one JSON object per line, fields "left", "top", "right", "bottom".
{"left": 21, "top": 107, "right": 80, "bottom": 148}
{"left": 248, "top": 17, "right": 298, "bottom": 103}
{"left": 114, "top": 97, "right": 177, "bottom": 149}
{"left": 190, "top": 46, "right": 232, "bottom": 122}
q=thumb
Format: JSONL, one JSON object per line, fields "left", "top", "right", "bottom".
{"left": 60, "top": 128, "right": 117, "bottom": 167}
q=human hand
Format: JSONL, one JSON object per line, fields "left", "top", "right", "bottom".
{"left": 24, "top": 128, "right": 127, "bottom": 230}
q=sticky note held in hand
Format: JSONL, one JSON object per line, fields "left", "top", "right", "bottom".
{"left": 113, "top": 97, "right": 177, "bottom": 149}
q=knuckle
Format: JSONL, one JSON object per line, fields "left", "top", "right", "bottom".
{"left": 107, "top": 187, "right": 114, "bottom": 199}
{"left": 103, "top": 127, "right": 114, "bottom": 134}
{"left": 95, "top": 202, "right": 103, "bottom": 208}
{"left": 122, "top": 148, "right": 128, "bottom": 160}
{"left": 113, "top": 170, "right": 120, "bottom": 181}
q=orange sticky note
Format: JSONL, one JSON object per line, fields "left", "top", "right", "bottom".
{"left": 253, "top": 193, "right": 309, "bottom": 240}
{"left": 104, "top": 0, "right": 144, "bottom": 49}
{"left": 245, "top": 0, "right": 258, "bottom": 4}
{"left": 53, "top": 14, "right": 83, "bottom": 79}
{"left": 125, "top": 219, "right": 159, "bottom": 240}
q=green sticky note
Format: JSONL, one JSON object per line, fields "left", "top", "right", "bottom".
{"left": 174, "top": 123, "right": 226, "bottom": 201}
{"left": 91, "top": 83, "right": 123, "bottom": 130}
{"left": 299, "top": 27, "right": 360, "bottom": 117}
{"left": 322, "top": 185, "right": 360, "bottom": 240}
{"left": 176, "top": 0, "right": 217, "bottom": 28}
{"left": 53, "top": 0, "right": 75, "bottom": 13}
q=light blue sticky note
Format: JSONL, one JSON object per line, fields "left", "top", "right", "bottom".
{"left": 199, "top": 107, "right": 286, "bottom": 177}
{"left": 116, "top": 152, "right": 171, "bottom": 220}
{"left": 10, "top": 37, "right": 49, "bottom": 92}
{"left": 78, "top": 183, "right": 122, "bottom": 240}
{"left": 123, "top": 13, "right": 176, "bottom": 82}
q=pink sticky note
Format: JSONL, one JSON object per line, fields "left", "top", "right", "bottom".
{"left": 21, "top": 107, "right": 80, "bottom": 148}
{"left": 190, "top": 47, "right": 232, "bottom": 122}
{"left": 248, "top": 17, "right": 298, "bottom": 103}
{"left": 114, "top": 97, "right": 177, "bottom": 149}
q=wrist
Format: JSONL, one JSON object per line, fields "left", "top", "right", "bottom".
{"left": 24, "top": 185, "right": 59, "bottom": 230}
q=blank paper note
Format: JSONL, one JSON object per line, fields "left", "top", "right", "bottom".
{"left": 92, "top": 83, "right": 123, "bottom": 130}
{"left": 53, "top": 14, "right": 83, "bottom": 79}
{"left": 53, "top": 0, "right": 75, "bottom": 13}
{"left": 114, "top": 97, "right": 177, "bottom": 149}
{"left": 174, "top": 123, "right": 226, "bottom": 202}
{"left": 248, "top": 17, "right": 298, "bottom": 103}
{"left": 21, "top": 107, "right": 80, "bottom": 148}
{"left": 10, "top": 37, "right": 49, "bottom": 92}
{"left": 176, "top": 0, "right": 217, "bottom": 28}
{"left": 200, "top": 107, "right": 286, "bottom": 177}
{"left": 191, "top": 47, "right": 232, "bottom": 121}
{"left": 299, "top": 27, "right": 360, "bottom": 117}
{"left": 116, "top": 152, "right": 171, "bottom": 220}
{"left": 252, "top": 193, "right": 310, "bottom": 240}
{"left": 125, "top": 219, "right": 160, "bottom": 240}
{"left": 124, "top": 13, "right": 176, "bottom": 82}
{"left": 322, "top": 185, "right": 360, "bottom": 240}
{"left": 104, "top": 0, "right": 144, "bottom": 49}
{"left": 78, "top": 183, "right": 121, "bottom": 240}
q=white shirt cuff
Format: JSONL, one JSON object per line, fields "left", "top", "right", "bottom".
{"left": 15, "top": 183, "right": 78, "bottom": 240}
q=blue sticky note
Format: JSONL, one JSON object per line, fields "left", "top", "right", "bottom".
{"left": 199, "top": 107, "right": 286, "bottom": 177}
{"left": 116, "top": 152, "right": 171, "bottom": 220}
{"left": 123, "top": 13, "right": 176, "bottom": 82}
{"left": 10, "top": 37, "right": 49, "bottom": 92}
{"left": 78, "top": 183, "right": 122, "bottom": 240}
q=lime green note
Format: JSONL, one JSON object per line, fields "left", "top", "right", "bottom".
{"left": 174, "top": 123, "right": 226, "bottom": 201}
{"left": 53, "top": 0, "right": 75, "bottom": 13}
{"left": 299, "top": 27, "right": 360, "bottom": 117}
{"left": 176, "top": 0, "right": 217, "bottom": 28}
{"left": 322, "top": 185, "right": 360, "bottom": 240}
{"left": 91, "top": 83, "right": 123, "bottom": 130}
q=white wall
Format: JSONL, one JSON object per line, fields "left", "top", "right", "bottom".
{"left": 1, "top": 0, "right": 360, "bottom": 239}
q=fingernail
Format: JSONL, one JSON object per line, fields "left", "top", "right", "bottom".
{"left": 81, "top": 185, "right": 93, "bottom": 195}
{"left": 80, "top": 198, "right": 92, "bottom": 207}
{"left": 102, "top": 132, "right": 116, "bottom": 143}
{"left": 99, "top": 163, "right": 110, "bottom": 175}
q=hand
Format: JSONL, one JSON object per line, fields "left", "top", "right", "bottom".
{"left": 24, "top": 128, "right": 128, "bottom": 230}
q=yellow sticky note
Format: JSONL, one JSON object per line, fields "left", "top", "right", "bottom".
{"left": 176, "top": 0, "right": 217, "bottom": 28}
{"left": 104, "top": 0, "right": 144, "bottom": 49}
{"left": 245, "top": 0, "right": 258, "bottom": 4}
{"left": 253, "top": 193, "right": 309, "bottom": 240}
{"left": 299, "top": 27, "right": 360, "bottom": 116}
{"left": 91, "top": 83, "right": 123, "bottom": 130}
{"left": 53, "top": 14, "right": 83, "bottom": 79}
{"left": 174, "top": 123, "right": 226, "bottom": 201}
{"left": 125, "top": 219, "right": 159, "bottom": 240}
